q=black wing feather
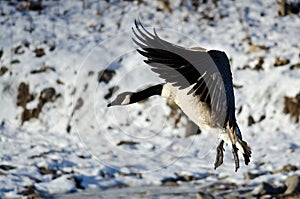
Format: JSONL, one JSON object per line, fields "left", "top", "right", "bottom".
{"left": 132, "top": 19, "right": 235, "bottom": 128}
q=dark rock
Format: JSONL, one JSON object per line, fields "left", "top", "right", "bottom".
{"left": 0, "top": 164, "right": 16, "bottom": 171}
{"left": 284, "top": 175, "right": 300, "bottom": 194}
{"left": 29, "top": 1, "right": 43, "bottom": 11}
{"left": 66, "top": 124, "right": 71, "bottom": 133}
{"left": 38, "top": 166, "right": 57, "bottom": 176}
{"left": 157, "top": 0, "right": 172, "bottom": 13}
{"left": 175, "top": 172, "right": 196, "bottom": 182}
{"left": 248, "top": 44, "right": 269, "bottom": 54}
{"left": 88, "top": 71, "right": 94, "bottom": 76}
{"left": 218, "top": 175, "right": 229, "bottom": 180}
{"left": 98, "top": 69, "right": 116, "bottom": 84}
{"left": 120, "top": 172, "right": 142, "bottom": 179}
{"left": 237, "top": 106, "right": 243, "bottom": 114}
{"left": 254, "top": 56, "right": 264, "bottom": 70}
{"left": 20, "top": 185, "right": 32, "bottom": 194}
{"left": 17, "top": 83, "right": 58, "bottom": 124}
{"left": 258, "top": 115, "right": 266, "bottom": 122}
{"left": 99, "top": 168, "right": 120, "bottom": 179}
{"left": 104, "top": 86, "right": 119, "bottom": 99}
{"left": 18, "top": 1, "right": 43, "bottom": 11}
{"left": 247, "top": 115, "right": 265, "bottom": 126}
{"left": 248, "top": 115, "right": 255, "bottom": 126}
{"left": 290, "top": 2, "right": 300, "bottom": 14}
{"left": 49, "top": 43, "right": 56, "bottom": 51}
{"left": 244, "top": 171, "right": 267, "bottom": 180}
{"left": 281, "top": 164, "right": 298, "bottom": 172}
{"left": 116, "top": 141, "right": 140, "bottom": 146}
{"left": 29, "top": 150, "right": 59, "bottom": 159}
{"left": 196, "top": 192, "right": 214, "bottom": 199}
{"left": 241, "top": 65, "right": 251, "bottom": 70}
{"left": 14, "top": 45, "right": 25, "bottom": 54}
{"left": 30, "top": 66, "right": 56, "bottom": 74}
{"left": 56, "top": 79, "right": 64, "bottom": 85}
{"left": 223, "top": 194, "right": 239, "bottom": 199}
{"left": 23, "top": 87, "right": 58, "bottom": 122}
{"left": 283, "top": 93, "right": 300, "bottom": 123}
{"left": 68, "top": 176, "right": 85, "bottom": 190}
{"left": 278, "top": 0, "right": 288, "bottom": 16}
{"left": 40, "top": 88, "right": 56, "bottom": 103}
{"left": 0, "top": 171, "right": 6, "bottom": 176}
{"left": 77, "top": 153, "right": 92, "bottom": 159}
{"left": 34, "top": 48, "right": 45, "bottom": 57}
{"left": 274, "top": 57, "right": 290, "bottom": 67}
{"left": 284, "top": 193, "right": 300, "bottom": 198}
{"left": 17, "top": 83, "right": 34, "bottom": 108}
{"left": 161, "top": 178, "right": 179, "bottom": 186}
{"left": 0, "top": 66, "right": 8, "bottom": 76}
{"left": 207, "top": 182, "right": 238, "bottom": 193}
{"left": 255, "top": 162, "right": 265, "bottom": 167}
{"left": 0, "top": 49, "right": 3, "bottom": 59}
{"left": 74, "top": 98, "right": 84, "bottom": 112}
{"left": 19, "top": 185, "right": 40, "bottom": 198}
{"left": 11, "top": 59, "right": 20, "bottom": 64}
{"left": 290, "top": 63, "right": 300, "bottom": 70}
{"left": 253, "top": 182, "right": 286, "bottom": 196}
{"left": 22, "top": 40, "right": 30, "bottom": 48}
{"left": 68, "top": 97, "right": 84, "bottom": 129}
{"left": 278, "top": 0, "right": 300, "bottom": 16}
{"left": 82, "top": 83, "right": 88, "bottom": 92}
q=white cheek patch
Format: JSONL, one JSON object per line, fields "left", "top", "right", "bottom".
{"left": 121, "top": 95, "right": 131, "bottom": 105}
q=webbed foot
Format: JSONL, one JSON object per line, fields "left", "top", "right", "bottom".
{"left": 232, "top": 144, "right": 240, "bottom": 172}
{"left": 214, "top": 140, "right": 224, "bottom": 170}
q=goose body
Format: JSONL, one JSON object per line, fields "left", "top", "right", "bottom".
{"left": 161, "top": 83, "right": 212, "bottom": 131}
{"left": 107, "top": 20, "right": 251, "bottom": 171}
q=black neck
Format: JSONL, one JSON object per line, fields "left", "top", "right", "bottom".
{"left": 130, "top": 84, "right": 164, "bottom": 103}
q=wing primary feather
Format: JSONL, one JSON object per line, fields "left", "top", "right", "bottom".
{"left": 134, "top": 19, "right": 154, "bottom": 43}
{"left": 211, "top": 78, "right": 221, "bottom": 114}
{"left": 201, "top": 77, "right": 213, "bottom": 104}
{"left": 187, "top": 71, "right": 208, "bottom": 95}
{"left": 196, "top": 76, "right": 210, "bottom": 96}
{"left": 132, "top": 27, "right": 147, "bottom": 45}
{"left": 191, "top": 74, "right": 208, "bottom": 96}
{"left": 133, "top": 19, "right": 215, "bottom": 106}
{"left": 189, "top": 78, "right": 204, "bottom": 96}
{"left": 136, "top": 19, "right": 156, "bottom": 39}
{"left": 153, "top": 28, "right": 164, "bottom": 45}
{"left": 132, "top": 37, "right": 148, "bottom": 49}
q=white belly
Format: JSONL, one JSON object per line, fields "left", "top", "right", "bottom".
{"left": 161, "top": 84, "right": 237, "bottom": 150}
{"left": 161, "top": 83, "right": 212, "bottom": 130}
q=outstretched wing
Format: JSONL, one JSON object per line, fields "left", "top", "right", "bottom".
{"left": 132, "top": 19, "right": 235, "bottom": 128}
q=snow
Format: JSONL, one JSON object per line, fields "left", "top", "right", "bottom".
{"left": 35, "top": 175, "right": 76, "bottom": 195}
{"left": 0, "top": 0, "right": 300, "bottom": 198}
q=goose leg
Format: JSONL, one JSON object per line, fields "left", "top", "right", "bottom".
{"left": 232, "top": 144, "right": 240, "bottom": 172}
{"left": 214, "top": 140, "right": 224, "bottom": 169}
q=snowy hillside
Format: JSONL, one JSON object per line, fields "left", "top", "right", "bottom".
{"left": 0, "top": 0, "right": 300, "bottom": 198}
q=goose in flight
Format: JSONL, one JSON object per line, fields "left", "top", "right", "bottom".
{"left": 107, "top": 20, "right": 251, "bottom": 171}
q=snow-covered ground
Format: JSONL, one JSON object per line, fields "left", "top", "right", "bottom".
{"left": 0, "top": 0, "right": 300, "bottom": 198}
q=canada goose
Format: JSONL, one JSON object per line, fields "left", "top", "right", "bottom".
{"left": 107, "top": 20, "right": 251, "bottom": 171}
